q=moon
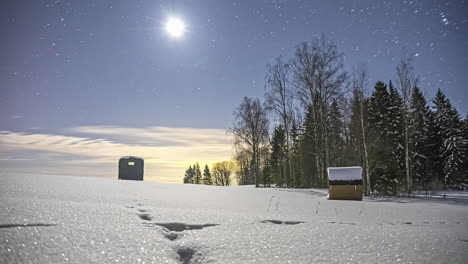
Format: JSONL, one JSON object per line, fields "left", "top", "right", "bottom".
{"left": 165, "top": 16, "right": 186, "bottom": 38}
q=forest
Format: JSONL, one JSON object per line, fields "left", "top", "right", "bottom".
{"left": 184, "top": 35, "right": 468, "bottom": 196}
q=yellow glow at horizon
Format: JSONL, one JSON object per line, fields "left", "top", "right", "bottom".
{"left": 0, "top": 127, "right": 234, "bottom": 183}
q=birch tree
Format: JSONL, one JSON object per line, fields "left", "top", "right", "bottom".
{"left": 292, "top": 34, "right": 348, "bottom": 186}
{"left": 396, "top": 49, "right": 418, "bottom": 194}
{"left": 265, "top": 56, "right": 295, "bottom": 186}
{"left": 351, "top": 65, "right": 371, "bottom": 195}
{"left": 230, "top": 97, "right": 269, "bottom": 187}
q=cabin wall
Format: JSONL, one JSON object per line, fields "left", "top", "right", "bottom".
{"left": 118, "top": 158, "right": 144, "bottom": 181}
{"left": 329, "top": 185, "right": 363, "bottom": 201}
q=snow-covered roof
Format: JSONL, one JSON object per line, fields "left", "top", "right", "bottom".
{"left": 327, "top": 167, "right": 362, "bottom": 181}
{"left": 119, "top": 156, "right": 143, "bottom": 160}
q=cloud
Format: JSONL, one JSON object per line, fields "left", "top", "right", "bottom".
{"left": 0, "top": 126, "right": 234, "bottom": 183}
{"left": 68, "top": 126, "right": 232, "bottom": 146}
{"left": 9, "top": 115, "right": 24, "bottom": 119}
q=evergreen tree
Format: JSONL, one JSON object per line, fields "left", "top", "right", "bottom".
{"left": 368, "top": 81, "right": 391, "bottom": 133}
{"left": 368, "top": 81, "right": 399, "bottom": 195}
{"left": 202, "top": 164, "right": 212, "bottom": 185}
{"left": 387, "top": 81, "right": 405, "bottom": 184}
{"left": 268, "top": 125, "right": 287, "bottom": 186}
{"left": 183, "top": 165, "right": 194, "bottom": 184}
{"left": 301, "top": 105, "right": 319, "bottom": 187}
{"left": 409, "top": 87, "right": 432, "bottom": 189}
{"left": 464, "top": 114, "right": 468, "bottom": 134}
{"left": 290, "top": 120, "right": 303, "bottom": 187}
{"left": 433, "top": 89, "right": 467, "bottom": 186}
{"left": 193, "top": 162, "right": 202, "bottom": 184}
{"left": 463, "top": 114, "right": 468, "bottom": 184}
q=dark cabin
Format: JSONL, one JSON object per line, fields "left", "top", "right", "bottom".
{"left": 118, "top": 156, "right": 144, "bottom": 181}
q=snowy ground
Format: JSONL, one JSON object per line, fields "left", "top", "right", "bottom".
{"left": 1, "top": 173, "right": 467, "bottom": 263}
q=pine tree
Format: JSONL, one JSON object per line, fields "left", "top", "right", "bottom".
{"left": 183, "top": 165, "right": 194, "bottom": 184}
{"left": 301, "top": 105, "right": 319, "bottom": 187}
{"left": 463, "top": 114, "right": 468, "bottom": 184}
{"left": 409, "top": 87, "right": 432, "bottom": 189}
{"left": 193, "top": 162, "right": 202, "bottom": 184}
{"left": 202, "top": 164, "right": 212, "bottom": 185}
{"left": 368, "top": 81, "right": 390, "bottom": 134}
{"left": 268, "top": 125, "right": 287, "bottom": 186}
{"left": 387, "top": 81, "right": 405, "bottom": 185}
{"left": 464, "top": 114, "right": 468, "bottom": 134}
{"left": 433, "top": 89, "right": 467, "bottom": 186}
{"left": 368, "top": 81, "right": 399, "bottom": 195}
{"left": 290, "top": 120, "right": 303, "bottom": 187}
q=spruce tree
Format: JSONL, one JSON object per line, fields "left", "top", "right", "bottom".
{"left": 433, "top": 89, "right": 467, "bottom": 186}
{"left": 194, "top": 162, "right": 202, "bottom": 184}
{"left": 368, "top": 81, "right": 398, "bottom": 195}
{"left": 268, "top": 125, "right": 287, "bottom": 186}
{"left": 290, "top": 120, "right": 303, "bottom": 187}
{"left": 463, "top": 114, "right": 468, "bottom": 184}
{"left": 387, "top": 81, "right": 405, "bottom": 185}
{"left": 202, "top": 164, "right": 212, "bottom": 185}
{"left": 183, "top": 165, "right": 194, "bottom": 184}
{"left": 301, "top": 105, "right": 318, "bottom": 187}
{"left": 368, "top": 82, "right": 390, "bottom": 133}
{"left": 409, "top": 87, "right": 432, "bottom": 189}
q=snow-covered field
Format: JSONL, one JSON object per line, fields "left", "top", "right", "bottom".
{"left": 1, "top": 173, "right": 467, "bottom": 263}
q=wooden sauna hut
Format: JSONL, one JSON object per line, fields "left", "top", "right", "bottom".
{"left": 118, "top": 156, "right": 144, "bottom": 181}
{"left": 327, "top": 167, "right": 363, "bottom": 201}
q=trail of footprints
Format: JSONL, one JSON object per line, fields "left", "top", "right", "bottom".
{"left": 131, "top": 201, "right": 218, "bottom": 264}
{"left": 128, "top": 200, "right": 463, "bottom": 262}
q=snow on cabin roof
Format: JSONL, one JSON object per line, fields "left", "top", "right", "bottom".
{"left": 120, "top": 156, "right": 143, "bottom": 160}
{"left": 327, "top": 167, "right": 362, "bottom": 181}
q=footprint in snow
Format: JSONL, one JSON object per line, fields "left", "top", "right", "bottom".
{"left": 138, "top": 213, "right": 153, "bottom": 221}
{"left": 0, "top": 223, "right": 57, "bottom": 229}
{"left": 261, "top": 220, "right": 304, "bottom": 225}
{"left": 155, "top": 222, "right": 219, "bottom": 232}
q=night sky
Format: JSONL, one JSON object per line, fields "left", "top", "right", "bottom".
{"left": 1, "top": 0, "right": 467, "bottom": 182}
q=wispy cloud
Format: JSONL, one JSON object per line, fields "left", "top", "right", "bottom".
{"left": 0, "top": 126, "right": 233, "bottom": 183}
{"left": 68, "top": 126, "right": 231, "bottom": 146}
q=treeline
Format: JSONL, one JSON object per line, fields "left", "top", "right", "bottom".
{"left": 183, "top": 161, "right": 235, "bottom": 186}
{"left": 229, "top": 35, "right": 468, "bottom": 195}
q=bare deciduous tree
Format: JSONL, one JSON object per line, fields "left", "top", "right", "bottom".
{"left": 352, "top": 64, "right": 371, "bottom": 195}
{"left": 396, "top": 48, "right": 418, "bottom": 194}
{"left": 292, "top": 35, "right": 348, "bottom": 107}
{"left": 212, "top": 161, "right": 235, "bottom": 186}
{"left": 292, "top": 34, "right": 348, "bottom": 186}
{"left": 265, "top": 56, "right": 295, "bottom": 185}
{"left": 234, "top": 146, "right": 252, "bottom": 185}
{"left": 230, "top": 97, "right": 269, "bottom": 186}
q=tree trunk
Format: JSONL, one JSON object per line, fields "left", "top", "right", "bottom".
{"left": 360, "top": 100, "right": 371, "bottom": 195}
{"left": 405, "top": 123, "right": 411, "bottom": 194}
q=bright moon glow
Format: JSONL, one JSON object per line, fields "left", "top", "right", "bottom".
{"left": 165, "top": 17, "right": 186, "bottom": 38}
